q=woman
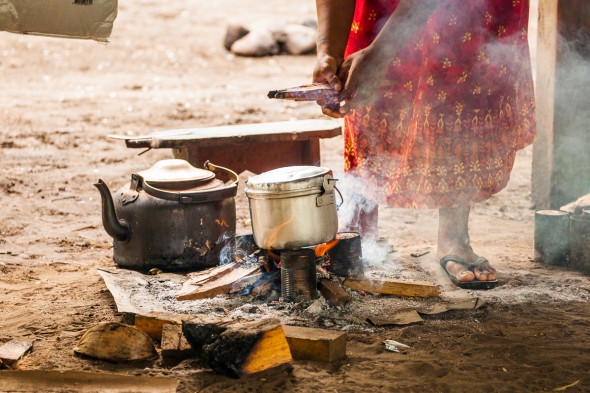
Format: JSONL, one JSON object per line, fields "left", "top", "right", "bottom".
{"left": 313, "top": 0, "right": 536, "bottom": 289}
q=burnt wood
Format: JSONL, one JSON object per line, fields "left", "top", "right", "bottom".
{"left": 182, "top": 318, "right": 292, "bottom": 378}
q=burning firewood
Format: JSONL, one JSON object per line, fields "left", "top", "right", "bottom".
{"left": 267, "top": 83, "right": 341, "bottom": 111}
{"left": 176, "top": 262, "right": 263, "bottom": 300}
{"left": 182, "top": 318, "right": 292, "bottom": 378}
{"left": 317, "top": 279, "right": 351, "bottom": 307}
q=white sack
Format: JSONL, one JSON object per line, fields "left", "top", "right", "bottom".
{"left": 0, "top": 0, "right": 117, "bottom": 42}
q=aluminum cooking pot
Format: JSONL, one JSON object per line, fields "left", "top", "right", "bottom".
{"left": 95, "top": 159, "right": 238, "bottom": 271}
{"left": 245, "top": 166, "right": 341, "bottom": 250}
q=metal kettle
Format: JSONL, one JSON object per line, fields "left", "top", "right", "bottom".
{"left": 95, "top": 159, "right": 238, "bottom": 271}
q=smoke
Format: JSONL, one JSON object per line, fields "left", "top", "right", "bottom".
{"left": 360, "top": 237, "right": 391, "bottom": 270}
{"left": 332, "top": 170, "right": 393, "bottom": 269}
{"left": 550, "top": 21, "right": 590, "bottom": 207}
{"left": 217, "top": 231, "right": 259, "bottom": 266}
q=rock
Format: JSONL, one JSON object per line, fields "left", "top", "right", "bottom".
{"left": 273, "top": 24, "right": 316, "bottom": 55}
{"left": 74, "top": 322, "right": 157, "bottom": 362}
{"left": 0, "top": 340, "right": 33, "bottom": 366}
{"left": 231, "top": 29, "right": 280, "bottom": 57}
{"left": 223, "top": 23, "right": 250, "bottom": 51}
{"left": 304, "top": 298, "right": 327, "bottom": 317}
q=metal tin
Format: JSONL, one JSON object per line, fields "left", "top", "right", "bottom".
{"left": 325, "top": 232, "right": 364, "bottom": 277}
{"left": 569, "top": 214, "right": 590, "bottom": 275}
{"left": 280, "top": 249, "right": 318, "bottom": 302}
{"left": 534, "top": 210, "right": 570, "bottom": 266}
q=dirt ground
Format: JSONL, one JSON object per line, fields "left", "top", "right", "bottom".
{"left": 1, "top": 1, "right": 590, "bottom": 392}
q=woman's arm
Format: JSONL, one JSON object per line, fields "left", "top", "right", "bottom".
{"left": 313, "top": 0, "right": 356, "bottom": 117}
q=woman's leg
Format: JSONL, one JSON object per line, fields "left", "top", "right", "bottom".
{"left": 339, "top": 194, "right": 379, "bottom": 239}
{"left": 437, "top": 205, "right": 496, "bottom": 282}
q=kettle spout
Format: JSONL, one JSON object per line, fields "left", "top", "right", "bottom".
{"left": 94, "top": 179, "right": 131, "bottom": 242}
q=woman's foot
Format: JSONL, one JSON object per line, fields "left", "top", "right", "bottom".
{"left": 437, "top": 206, "right": 497, "bottom": 284}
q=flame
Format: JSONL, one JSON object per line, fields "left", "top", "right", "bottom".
{"left": 262, "top": 214, "right": 295, "bottom": 260}
{"left": 314, "top": 238, "right": 340, "bottom": 257}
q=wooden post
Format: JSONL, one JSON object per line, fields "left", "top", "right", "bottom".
{"left": 532, "top": 0, "right": 558, "bottom": 209}
{"left": 532, "top": 0, "right": 590, "bottom": 208}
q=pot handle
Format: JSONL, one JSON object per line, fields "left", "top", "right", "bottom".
{"left": 316, "top": 176, "right": 344, "bottom": 210}
{"left": 334, "top": 184, "right": 344, "bottom": 210}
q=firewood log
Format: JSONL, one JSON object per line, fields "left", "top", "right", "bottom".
{"left": 182, "top": 318, "right": 292, "bottom": 378}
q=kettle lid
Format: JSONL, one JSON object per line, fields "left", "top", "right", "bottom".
{"left": 138, "top": 159, "right": 216, "bottom": 189}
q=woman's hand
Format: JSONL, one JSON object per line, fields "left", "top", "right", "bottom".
{"left": 339, "top": 44, "right": 386, "bottom": 114}
{"left": 313, "top": 53, "right": 345, "bottom": 118}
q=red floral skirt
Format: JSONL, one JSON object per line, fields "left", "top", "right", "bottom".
{"left": 343, "top": 0, "right": 536, "bottom": 208}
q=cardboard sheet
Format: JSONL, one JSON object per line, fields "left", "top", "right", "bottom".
{"left": 0, "top": 0, "right": 118, "bottom": 42}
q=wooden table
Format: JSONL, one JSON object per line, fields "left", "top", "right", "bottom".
{"left": 112, "top": 119, "right": 342, "bottom": 174}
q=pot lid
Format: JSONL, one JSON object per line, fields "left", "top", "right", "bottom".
{"left": 246, "top": 166, "right": 331, "bottom": 192}
{"left": 138, "top": 159, "right": 216, "bottom": 189}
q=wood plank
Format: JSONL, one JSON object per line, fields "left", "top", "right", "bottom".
{"left": 343, "top": 277, "right": 440, "bottom": 298}
{"left": 228, "top": 272, "right": 264, "bottom": 294}
{"left": 161, "top": 324, "right": 196, "bottom": 360}
{"left": 318, "top": 279, "right": 351, "bottom": 307}
{"left": 176, "top": 263, "right": 262, "bottom": 300}
{"left": 0, "top": 371, "right": 178, "bottom": 393}
{"left": 185, "top": 262, "right": 237, "bottom": 283}
{"left": 282, "top": 326, "right": 346, "bottom": 363}
{"left": 112, "top": 119, "right": 342, "bottom": 149}
{"left": 0, "top": 340, "right": 32, "bottom": 365}
{"left": 134, "top": 312, "right": 183, "bottom": 342}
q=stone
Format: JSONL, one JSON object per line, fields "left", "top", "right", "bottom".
{"left": 231, "top": 29, "right": 280, "bottom": 57}
{"left": 223, "top": 23, "right": 250, "bottom": 51}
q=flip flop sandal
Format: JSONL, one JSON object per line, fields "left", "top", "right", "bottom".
{"left": 468, "top": 257, "right": 499, "bottom": 290}
{"left": 440, "top": 255, "right": 498, "bottom": 290}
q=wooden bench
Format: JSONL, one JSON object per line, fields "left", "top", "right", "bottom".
{"left": 111, "top": 119, "right": 342, "bottom": 174}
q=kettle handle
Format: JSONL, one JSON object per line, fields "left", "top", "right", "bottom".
{"left": 135, "top": 161, "right": 239, "bottom": 204}
{"left": 204, "top": 160, "right": 239, "bottom": 186}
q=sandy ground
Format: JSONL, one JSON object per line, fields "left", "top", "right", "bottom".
{"left": 1, "top": 1, "right": 590, "bottom": 392}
